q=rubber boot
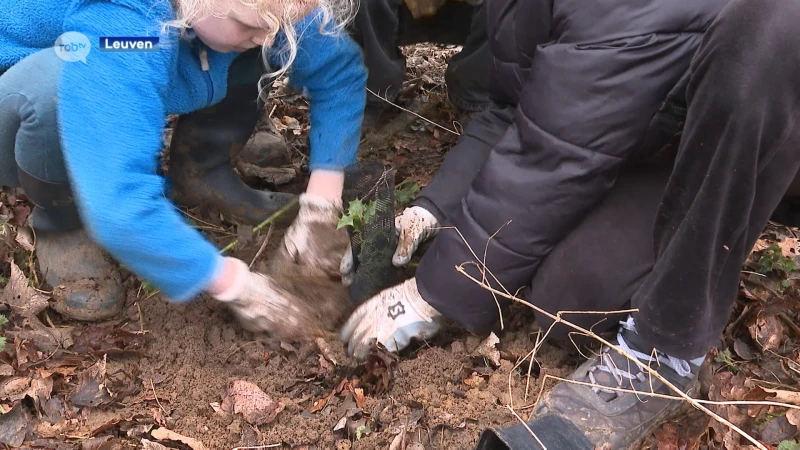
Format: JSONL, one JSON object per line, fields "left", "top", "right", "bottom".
{"left": 18, "top": 166, "right": 124, "bottom": 322}
{"left": 168, "top": 48, "right": 297, "bottom": 226}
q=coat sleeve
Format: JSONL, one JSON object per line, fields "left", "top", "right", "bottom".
{"left": 415, "top": 33, "right": 706, "bottom": 334}
{"left": 270, "top": 10, "right": 367, "bottom": 171}
{"left": 59, "top": 0, "right": 224, "bottom": 302}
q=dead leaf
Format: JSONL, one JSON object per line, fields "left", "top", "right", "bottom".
{"left": 220, "top": 380, "right": 285, "bottom": 425}
{"left": 72, "top": 325, "right": 146, "bottom": 356}
{"left": 762, "top": 387, "right": 800, "bottom": 405}
{"left": 475, "top": 332, "right": 501, "bottom": 367}
{"left": 779, "top": 238, "right": 798, "bottom": 258}
{"left": 316, "top": 337, "right": 338, "bottom": 366}
{"left": 0, "top": 375, "right": 34, "bottom": 402}
{"left": 14, "top": 227, "right": 34, "bottom": 252}
{"left": 787, "top": 409, "right": 800, "bottom": 426}
{"left": 141, "top": 439, "right": 171, "bottom": 450}
{"left": 352, "top": 388, "right": 366, "bottom": 410}
{"left": 0, "top": 403, "right": 30, "bottom": 447}
{"left": 752, "top": 239, "right": 771, "bottom": 253}
{"left": 69, "top": 359, "right": 113, "bottom": 407}
{"left": 0, "top": 259, "right": 48, "bottom": 316}
{"left": 150, "top": 427, "right": 206, "bottom": 450}
{"left": 749, "top": 315, "right": 785, "bottom": 352}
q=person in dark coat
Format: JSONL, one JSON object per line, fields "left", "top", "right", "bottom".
{"left": 340, "top": 0, "right": 800, "bottom": 447}
{"left": 349, "top": 0, "right": 491, "bottom": 124}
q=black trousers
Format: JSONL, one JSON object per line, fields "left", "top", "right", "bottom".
{"left": 349, "top": 0, "right": 491, "bottom": 112}
{"left": 416, "top": 0, "right": 800, "bottom": 360}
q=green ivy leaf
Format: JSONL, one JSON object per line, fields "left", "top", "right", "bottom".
{"left": 778, "top": 440, "right": 800, "bottom": 450}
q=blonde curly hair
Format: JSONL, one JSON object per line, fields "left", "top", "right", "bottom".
{"left": 168, "top": 0, "right": 357, "bottom": 82}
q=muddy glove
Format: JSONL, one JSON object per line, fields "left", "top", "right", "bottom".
{"left": 211, "top": 257, "right": 314, "bottom": 336}
{"left": 281, "top": 193, "right": 351, "bottom": 279}
{"left": 340, "top": 277, "right": 441, "bottom": 361}
{"left": 393, "top": 206, "right": 439, "bottom": 266}
{"left": 339, "top": 205, "right": 439, "bottom": 286}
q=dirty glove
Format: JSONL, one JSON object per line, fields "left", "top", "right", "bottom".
{"left": 393, "top": 206, "right": 439, "bottom": 266}
{"left": 281, "top": 193, "right": 350, "bottom": 279}
{"left": 212, "top": 257, "right": 317, "bottom": 337}
{"left": 339, "top": 205, "right": 438, "bottom": 286}
{"left": 340, "top": 277, "right": 441, "bottom": 361}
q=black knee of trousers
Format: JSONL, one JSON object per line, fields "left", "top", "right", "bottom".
{"left": 525, "top": 166, "right": 671, "bottom": 344}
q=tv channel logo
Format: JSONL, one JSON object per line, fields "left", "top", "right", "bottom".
{"left": 54, "top": 32, "right": 91, "bottom": 64}
{"left": 99, "top": 36, "right": 159, "bottom": 52}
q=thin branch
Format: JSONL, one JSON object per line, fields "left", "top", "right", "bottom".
{"left": 457, "top": 266, "right": 768, "bottom": 450}
{"left": 249, "top": 224, "right": 274, "bottom": 269}
{"left": 506, "top": 405, "right": 547, "bottom": 450}
{"left": 366, "top": 88, "right": 461, "bottom": 136}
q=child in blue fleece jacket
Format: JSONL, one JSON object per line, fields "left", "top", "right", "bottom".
{"left": 0, "top": 0, "right": 366, "bottom": 334}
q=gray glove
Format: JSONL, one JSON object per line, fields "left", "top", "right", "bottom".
{"left": 339, "top": 277, "right": 441, "bottom": 361}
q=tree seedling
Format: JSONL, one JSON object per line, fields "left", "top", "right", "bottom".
{"left": 337, "top": 199, "right": 377, "bottom": 246}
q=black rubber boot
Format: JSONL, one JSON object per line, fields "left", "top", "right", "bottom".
{"left": 168, "top": 48, "right": 297, "bottom": 226}
{"left": 18, "top": 166, "right": 124, "bottom": 322}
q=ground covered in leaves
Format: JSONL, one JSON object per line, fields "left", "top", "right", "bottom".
{"left": 0, "top": 43, "right": 800, "bottom": 450}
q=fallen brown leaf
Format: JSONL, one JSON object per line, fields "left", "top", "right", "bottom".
{"left": 0, "top": 259, "right": 48, "bottom": 316}
{"left": 141, "top": 439, "right": 171, "bottom": 450}
{"left": 220, "top": 380, "right": 285, "bottom": 426}
{"left": 748, "top": 314, "right": 785, "bottom": 352}
{"left": 150, "top": 427, "right": 206, "bottom": 450}
{"left": 69, "top": 359, "right": 113, "bottom": 407}
{"left": 762, "top": 387, "right": 800, "bottom": 405}
{"left": 787, "top": 409, "right": 800, "bottom": 426}
{"left": 72, "top": 325, "right": 145, "bottom": 356}
{"left": 0, "top": 404, "right": 30, "bottom": 447}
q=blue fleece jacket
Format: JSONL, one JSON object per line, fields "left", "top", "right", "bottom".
{"left": 0, "top": 0, "right": 366, "bottom": 301}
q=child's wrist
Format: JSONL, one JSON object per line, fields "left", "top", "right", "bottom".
{"left": 306, "top": 169, "right": 344, "bottom": 201}
{"left": 207, "top": 257, "right": 249, "bottom": 301}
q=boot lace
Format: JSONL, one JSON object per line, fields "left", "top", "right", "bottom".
{"left": 587, "top": 317, "right": 693, "bottom": 395}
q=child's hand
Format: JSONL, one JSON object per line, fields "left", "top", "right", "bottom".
{"left": 279, "top": 193, "right": 350, "bottom": 279}
{"left": 210, "top": 257, "right": 332, "bottom": 338}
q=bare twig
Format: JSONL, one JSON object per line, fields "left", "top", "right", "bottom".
{"left": 249, "top": 224, "right": 274, "bottom": 269}
{"left": 366, "top": 88, "right": 461, "bottom": 136}
{"left": 150, "top": 379, "right": 167, "bottom": 417}
{"left": 443, "top": 224, "right": 770, "bottom": 450}
{"left": 457, "top": 266, "right": 769, "bottom": 450}
{"left": 506, "top": 405, "right": 547, "bottom": 450}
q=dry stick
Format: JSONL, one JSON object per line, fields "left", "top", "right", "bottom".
{"left": 249, "top": 224, "right": 274, "bottom": 269}
{"left": 506, "top": 405, "right": 548, "bottom": 450}
{"left": 455, "top": 267, "right": 769, "bottom": 450}
{"left": 220, "top": 198, "right": 299, "bottom": 254}
{"left": 366, "top": 88, "right": 461, "bottom": 136}
{"left": 150, "top": 379, "right": 167, "bottom": 417}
